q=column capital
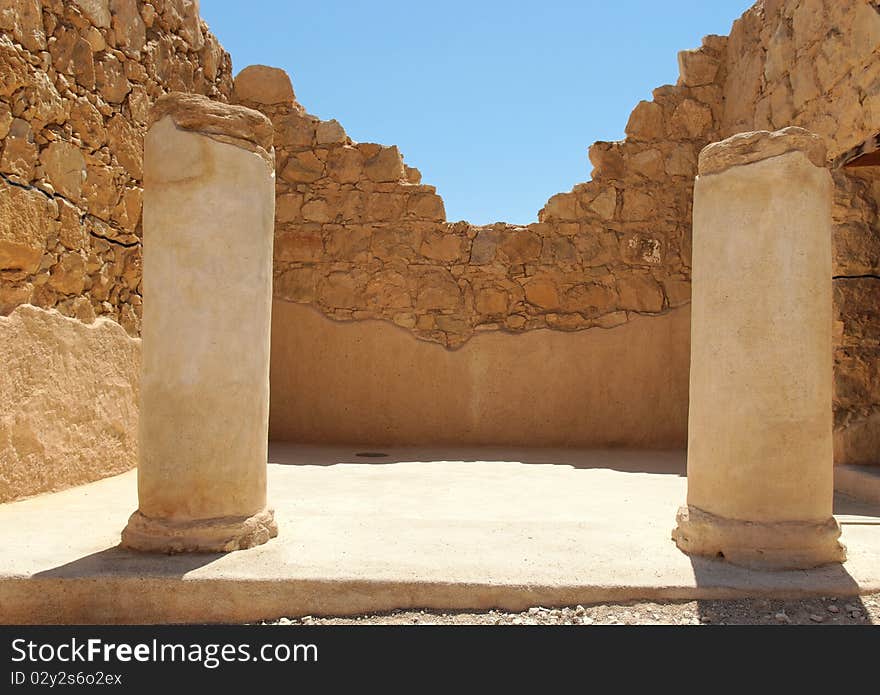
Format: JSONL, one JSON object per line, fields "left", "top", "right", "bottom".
{"left": 698, "top": 126, "right": 826, "bottom": 176}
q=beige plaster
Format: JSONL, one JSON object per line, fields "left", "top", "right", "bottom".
{"left": 121, "top": 95, "right": 277, "bottom": 552}
{"left": 673, "top": 129, "right": 845, "bottom": 568}
{"left": 269, "top": 300, "right": 690, "bottom": 448}
{"left": 0, "top": 305, "right": 140, "bottom": 503}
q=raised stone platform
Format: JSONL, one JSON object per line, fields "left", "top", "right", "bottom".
{"left": 0, "top": 445, "right": 878, "bottom": 624}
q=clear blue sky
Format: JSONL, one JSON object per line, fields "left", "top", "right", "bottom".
{"left": 200, "top": 1, "right": 753, "bottom": 225}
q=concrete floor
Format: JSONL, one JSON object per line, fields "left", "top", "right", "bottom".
{"left": 1, "top": 445, "right": 878, "bottom": 624}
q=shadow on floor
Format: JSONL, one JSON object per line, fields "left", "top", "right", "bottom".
{"left": 834, "top": 493, "right": 880, "bottom": 519}
{"left": 268, "top": 441, "right": 687, "bottom": 475}
{"left": 34, "top": 546, "right": 225, "bottom": 579}
{"left": 688, "top": 548, "right": 872, "bottom": 625}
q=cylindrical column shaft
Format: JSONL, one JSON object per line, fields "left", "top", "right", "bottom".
{"left": 122, "top": 93, "right": 278, "bottom": 552}
{"left": 672, "top": 127, "right": 845, "bottom": 569}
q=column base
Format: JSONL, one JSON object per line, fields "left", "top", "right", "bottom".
{"left": 121, "top": 507, "right": 278, "bottom": 554}
{"left": 672, "top": 505, "right": 846, "bottom": 569}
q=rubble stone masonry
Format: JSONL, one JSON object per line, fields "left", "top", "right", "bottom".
{"left": 3, "top": 0, "right": 880, "bottom": 463}
{"left": 0, "top": 0, "right": 232, "bottom": 334}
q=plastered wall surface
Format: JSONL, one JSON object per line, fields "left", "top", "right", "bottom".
{"left": 269, "top": 300, "right": 690, "bottom": 447}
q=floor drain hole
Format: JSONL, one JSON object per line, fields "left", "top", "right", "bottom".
{"left": 355, "top": 452, "right": 389, "bottom": 458}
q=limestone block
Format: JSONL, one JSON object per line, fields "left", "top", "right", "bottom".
{"left": 616, "top": 273, "right": 664, "bottom": 312}
{"left": 20, "top": 71, "right": 66, "bottom": 130}
{"left": 0, "top": 36, "right": 29, "bottom": 97}
{"left": 69, "top": 97, "right": 107, "bottom": 149}
{"left": 588, "top": 141, "right": 625, "bottom": 178}
{"left": 475, "top": 286, "right": 508, "bottom": 315}
{"left": 0, "top": 178, "right": 52, "bottom": 275}
{"left": 275, "top": 193, "right": 303, "bottom": 223}
{"left": 407, "top": 192, "right": 445, "bottom": 221}
{"left": 0, "top": 0, "right": 46, "bottom": 51}
{"left": 415, "top": 268, "right": 461, "bottom": 310}
{"left": 364, "top": 146, "right": 405, "bottom": 182}
{"left": 629, "top": 148, "right": 664, "bottom": 178}
{"left": 47, "top": 252, "right": 86, "bottom": 295}
{"left": 327, "top": 146, "right": 364, "bottom": 183}
{"left": 72, "top": 0, "right": 111, "bottom": 28}
{"left": 404, "top": 165, "right": 422, "bottom": 184}
{"left": 625, "top": 101, "right": 665, "bottom": 140}
{"left": 0, "top": 305, "right": 140, "bottom": 503}
{"left": 498, "top": 228, "right": 541, "bottom": 263}
{"left": 522, "top": 278, "right": 559, "bottom": 310}
{"left": 669, "top": 99, "right": 713, "bottom": 139}
{"left": 110, "top": 0, "right": 146, "bottom": 54}
{"left": 121, "top": 93, "right": 277, "bottom": 553}
{"left": 0, "top": 118, "right": 37, "bottom": 179}
{"left": 0, "top": 102, "right": 11, "bottom": 139}
{"left": 41, "top": 141, "right": 87, "bottom": 201}
{"left": 541, "top": 192, "right": 578, "bottom": 220}
{"left": 95, "top": 53, "right": 131, "bottom": 103}
{"left": 673, "top": 128, "right": 844, "bottom": 569}
{"left": 677, "top": 48, "right": 720, "bottom": 87}
{"left": 562, "top": 282, "right": 615, "bottom": 315}
{"left": 316, "top": 119, "right": 346, "bottom": 145}
{"left": 233, "top": 64, "right": 295, "bottom": 105}
{"left": 586, "top": 187, "right": 617, "bottom": 219}
{"left": 280, "top": 151, "right": 324, "bottom": 183}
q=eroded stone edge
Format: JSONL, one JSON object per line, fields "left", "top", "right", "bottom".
{"left": 121, "top": 508, "right": 278, "bottom": 554}
{"left": 149, "top": 92, "right": 275, "bottom": 167}
{"left": 672, "top": 505, "right": 846, "bottom": 570}
{"left": 698, "top": 127, "right": 827, "bottom": 176}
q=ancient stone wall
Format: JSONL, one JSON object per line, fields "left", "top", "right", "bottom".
{"left": 0, "top": 0, "right": 232, "bottom": 334}
{"left": 249, "top": 1, "right": 880, "bottom": 460}
{"left": 233, "top": 48, "right": 728, "bottom": 348}
{"left": 718, "top": 0, "right": 880, "bottom": 464}
{"left": 3, "top": 0, "right": 880, "bottom": 461}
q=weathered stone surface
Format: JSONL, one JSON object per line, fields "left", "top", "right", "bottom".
{"left": 4, "top": 2, "right": 880, "bottom": 481}
{"left": 316, "top": 119, "right": 346, "bottom": 145}
{"left": 0, "top": 0, "right": 46, "bottom": 51}
{"left": 233, "top": 64, "right": 295, "bottom": 105}
{"left": 69, "top": 97, "right": 106, "bottom": 149}
{"left": 0, "top": 0, "right": 233, "bottom": 360}
{"left": 106, "top": 113, "right": 143, "bottom": 179}
{"left": 699, "top": 127, "right": 827, "bottom": 175}
{"left": 122, "top": 109, "right": 276, "bottom": 552}
{"left": 41, "top": 141, "right": 87, "bottom": 201}
{"left": 364, "top": 146, "right": 405, "bottom": 182}
{"left": 149, "top": 92, "right": 274, "bottom": 152}
{"left": 678, "top": 48, "right": 720, "bottom": 87}
{"left": 0, "top": 118, "right": 37, "bottom": 178}
{"left": 0, "top": 179, "right": 52, "bottom": 275}
{"left": 110, "top": 0, "right": 146, "bottom": 54}
{"left": 625, "top": 101, "right": 665, "bottom": 140}
{"left": 675, "top": 138, "right": 843, "bottom": 568}
{"left": 669, "top": 99, "right": 714, "bottom": 139}
{"left": 95, "top": 53, "right": 131, "bottom": 103}
{"left": 72, "top": 0, "right": 111, "bottom": 28}
{"left": 0, "top": 305, "right": 140, "bottom": 503}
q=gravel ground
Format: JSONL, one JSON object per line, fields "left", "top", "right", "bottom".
{"left": 264, "top": 593, "right": 880, "bottom": 625}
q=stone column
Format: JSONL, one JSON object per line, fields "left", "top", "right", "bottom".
{"left": 672, "top": 127, "right": 845, "bottom": 569}
{"left": 121, "top": 93, "right": 278, "bottom": 552}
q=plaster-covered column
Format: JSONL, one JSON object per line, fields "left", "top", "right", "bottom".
{"left": 121, "top": 93, "right": 278, "bottom": 552}
{"left": 672, "top": 127, "right": 845, "bottom": 569}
